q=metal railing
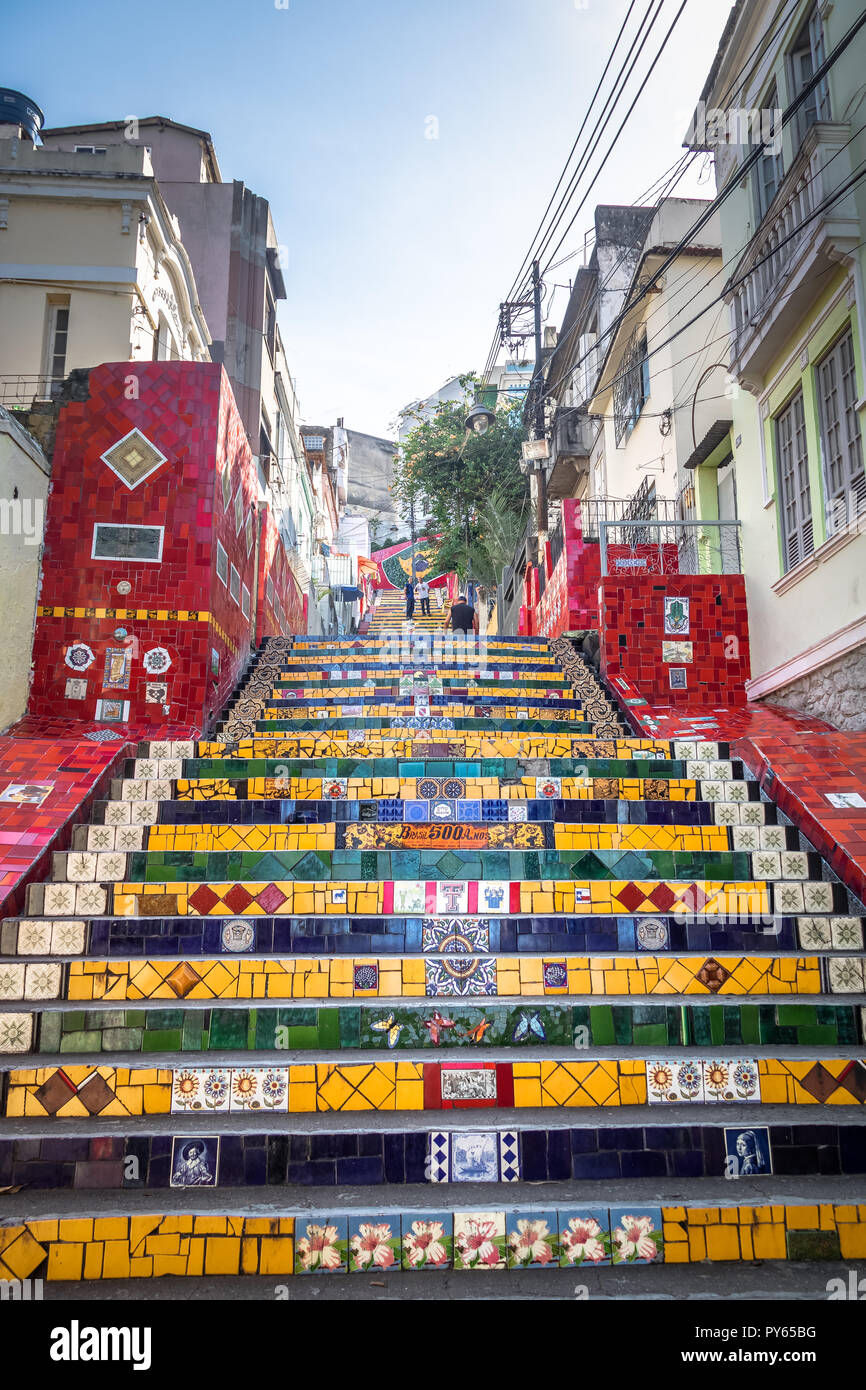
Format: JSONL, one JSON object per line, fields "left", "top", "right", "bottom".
{"left": 599, "top": 518, "right": 743, "bottom": 576}
{"left": 0, "top": 375, "right": 66, "bottom": 407}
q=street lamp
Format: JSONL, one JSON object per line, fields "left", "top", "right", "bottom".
{"left": 463, "top": 400, "right": 495, "bottom": 436}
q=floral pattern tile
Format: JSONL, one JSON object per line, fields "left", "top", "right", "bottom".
{"left": 609, "top": 1207, "right": 663, "bottom": 1265}
{"left": 646, "top": 1058, "right": 705, "bottom": 1104}
{"left": 401, "top": 1213, "right": 452, "bottom": 1270}
{"left": 349, "top": 1216, "right": 401, "bottom": 1273}
{"left": 295, "top": 1216, "right": 348, "bottom": 1274}
{"left": 506, "top": 1210, "right": 559, "bottom": 1268}
{"left": 702, "top": 1057, "right": 760, "bottom": 1103}
{"left": 454, "top": 1211, "right": 507, "bottom": 1270}
{"left": 557, "top": 1209, "right": 611, "bottom": 1266}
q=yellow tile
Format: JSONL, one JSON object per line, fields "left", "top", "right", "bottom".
{"left": 752, "top": 1223, "right": 786, "bottom": 1259}
{"left": 705, "top": 1225, "right": 741, "bottom": 1261}
{"left": 204, "top": 1237, "right": 241, "bottom": 1275}
{"left": 47, "top": 1243, "right": 84, "bottom": 1281}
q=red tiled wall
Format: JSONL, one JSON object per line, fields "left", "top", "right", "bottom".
{"left": 538, "top": 501, "right": 601, "bottom": 637}
{"left": 598, "top": 573, "right": 751, "bottom": 706}
{"left": 256, "top": 506, "right": 305, "bottom": 642}
{"left": 28, "top": 361, "right": 257, "bottom": 734}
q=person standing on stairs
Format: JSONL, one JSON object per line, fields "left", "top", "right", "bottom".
{"left": 405, "top": 579, "right": 415, "bottom": 621}
{"left": 449, "top": 593, "right": 477, "bottom": 637}
{"left": 416, "top": 578, "right": 430, "bottom": 617}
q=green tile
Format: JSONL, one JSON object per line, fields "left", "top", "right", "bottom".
{"left": 62, "top": 1011, "right": 86, "bottom": 1031}
{"left": 633, "top": 1023, "right": 668, "bottom": 1046}
{"left": 317, "top": 1008, "right": 341, "bottom": 1049}
{"left": 102, "top": 1027, "right": 143, "bottom": 1051}
{"left": 59, "top": 1030, "right": 102, "bottom": 1052}
{"left": 287, "top": 1026, "right": 319, "bottom": 1048}
{"left": 37, "top": 1011, "right": 62, "bottom": 1052}
{"left": 146, "top": 1009, "right": 184, "bottom": 1029}
{"left": 690, "top": 1010, "right": 712, "bottom": 1046}
{"left": 740, "top": 1006, "right": 761, "bottom": 1044}
{"left": 339, "top": 1007, "right": 361, "bottom": 1048}
{"left": 209, "top": 1009, "right": 249, "bottom": 1050}
{"left": 182, "top": 1016, "right": 206, "bottom": 1052}
{"left": 142, "top": 1029, "right": 182, "bottom": 1052}
{"left": 775, "top": 1004, "right": 815, "bottom": 1025}
{"left": 709, "top": 1008, "right": 726, "bottom": 1045}
{"left": 589, "top": 1005, "right": 616, "bottom": 1046}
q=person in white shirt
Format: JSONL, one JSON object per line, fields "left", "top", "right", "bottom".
{"left": 416, "top": 579, "right": 431, "bottom": 617}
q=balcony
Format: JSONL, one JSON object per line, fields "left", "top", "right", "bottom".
{"left": 545, "top": 406, "right": 599, "bottom": 498}
{"left": 725, "top": 123, "right": 860, "bottom": 385}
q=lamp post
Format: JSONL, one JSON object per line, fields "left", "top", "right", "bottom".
{"left": 459, "top": 399, "right": 494, "bottom": 598}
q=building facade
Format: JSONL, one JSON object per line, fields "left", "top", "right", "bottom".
{"left": 689, "top": 0, "right": 866, "bottom": 727}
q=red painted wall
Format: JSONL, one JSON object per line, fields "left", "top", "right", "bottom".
{"left": 29, "top": 361, "right": 258, "bottom": 734}
{"left": 598, "top": 573, "right": 751, "bottom": 706}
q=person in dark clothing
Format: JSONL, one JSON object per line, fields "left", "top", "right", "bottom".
{"left": 449, "top": 594, "right": 477, "bottom": 634}
{"left": 405, "top": 581, "right": 415, "bottom": 620}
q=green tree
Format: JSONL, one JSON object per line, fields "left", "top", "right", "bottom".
{"left": 393, "top": 374, "right": 528, "bottom": 583}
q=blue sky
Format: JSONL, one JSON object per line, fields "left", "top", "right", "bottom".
{"left": 8, "top": 0, "right": 730, "bottom": 436}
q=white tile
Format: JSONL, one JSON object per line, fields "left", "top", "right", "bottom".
{"left": 66, "top": 851, "right": 97, "bottom": 883}
{"left": 24, "top": 962, "right": 61, "bottom": 1000}
{"left": 96, "top": 852, "right": 127, "bottom": 882}
{"left": 774, "top": 883, "right": 805, "bottom": 914}
{"left": 828, "top": 957, "right": 865, "bottom": 993}
{"left": 146, "top": 781, "right": 172, "bottom": 801}
{"left": 780, "top": 851, "right": 809, "bottom": 879}
{"left": 0, "top": 1011, "right": 33, "bottom": 1052}
{"left": 759, "top": 825, "right": 786, "bottom": 850}
{"left": 645, "top": 1058, "right": 705, "bottom": 1104}
{"left": 802, "top": 882, "right": 833, "bottom": 913}
{"left": 732, "top": 826, "right": 760, "bottom": 851}
{"left": 0, "top": 963, "right": 25, "bottom": 1000}
{"left": 44, "top": 883, "right": 77, "bottom": 916}
{"left": 114, "top": 825, "right": 144, "bottom": 852}
{"left": 797, "top": 917, "right": 832, "bottom": 950}
{"left": 51, "top": 921, "right": 86, "bottom": 955}
{"left": 738, "top": 802, "right": 766, "bottom": 826}
{"left": 713, "top": 802, "right": 740, "bottom": 826}
{"left": 171, "top": 741, "right": 195, "bottom": 759}
{"left": 752, "top": 851, "right": 781, "bottom": 880}
{"left": 830, "top": 917, "right": 864, "bottom": 951}
{"left": 104, "top": 801, "right": 131, "bottom": 825}
{"left": 87, "top": 825, "right": 116, "bottom": 852}
{"left": 16, "top": 920, "right": 52, "bottom": 955}
{"left": 75, "top": 884, "right": 106, "bottom": 915}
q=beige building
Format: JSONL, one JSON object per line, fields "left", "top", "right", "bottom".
{"left": 587, "top": 199, "right": 734, "bottom": 527}
{"left": 0, "top": 407, "right": 49, "bottom": 730}
{"left": 688, "top": 0, "right": 866, "bottom": 727}
{"left": 0, "top": 134, "right": 210, "bottom": 404}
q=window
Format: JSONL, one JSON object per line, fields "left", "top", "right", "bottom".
{"left": 73, "top": 145, "right": 107, "bottom": 154}
{"left": 817, "top": 328, "right": 866, "bottom": 536}
{"left": 265, "top": 288, "right": 276, "bottom": 361}
{"left": 230, "top": 565, "right": 241, "bottom": 605}
{"left": 233, "top": 484, "right": 244, "bottom": 536}
{"left": 215, "top": 540, "right": 229, "bottom": 586}
{"left": 91, "top": 523, "right": 164, "bottom": 563}
{"left": 775, "top": 390, "right": 814, "bottom": 571}
{"left": 241, "top": 583, "right": 251, "bottom": 618}
{"left": 614, "top": 330, "right": 650, "bottom": 446}
{"left": 788, "top": 5, "right": 831, "bottom": 148}
{"left": 43, "top": 298, "right": 70, "bottom": 381}
{"left": 754, "top": 82, "right": 785, "bottom": 220}
{"left": 155, "top": 314, "right": 178, "bottom": 361}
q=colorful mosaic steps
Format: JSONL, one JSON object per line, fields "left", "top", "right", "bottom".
{"left": 1, "top": 1203, "right": 865, "bottom": 1280}
{"left": 10, "top": 911, "right": 862, "bottom": 956}
{"left": 2, "top": 630, "right": 865, "bottom": 1289}
{"left": 6, "top": 1055, "right": 866, "bottom": 1118}
{"left": 1, "top": 950, "right": 831, "bottom": 1002}
{"left": 4, "top": 1122, "right": 866, "bottom": 1190}
{"left": 9, "top": 1000, "right": 861, "bottom": 1058}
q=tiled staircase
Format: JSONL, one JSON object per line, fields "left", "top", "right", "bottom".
{"left": 367, "top": 588, "right": 446, "bottom": 634}
{"left": 1, "top": 623, "right": 866, "bottom": 1294}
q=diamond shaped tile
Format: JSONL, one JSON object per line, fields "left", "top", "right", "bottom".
{"left": 100, "top": 427, "right": 167, "bottom": 489}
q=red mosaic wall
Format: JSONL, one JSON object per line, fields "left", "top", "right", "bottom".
{"left": 28, "top": 361, "right": 258, "bottom": 734}
{"left": 598, "top": 574, "right": 751, "bottom": 706}
{"left": 538, "top": 501, "right": 601, "bottom": 638}
{"left": 256, "top": 505, "right": 306, "bottom": 642}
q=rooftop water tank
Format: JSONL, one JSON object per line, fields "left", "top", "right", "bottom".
{"left": 0, "top": 88, "right": 44, "bottom": 142}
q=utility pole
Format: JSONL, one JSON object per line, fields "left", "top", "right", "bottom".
{"left": 531, "top": 258, "right": 548, "bottom": 562}
{"left": 408, "top": 491, "right": 417, "bottom": 583}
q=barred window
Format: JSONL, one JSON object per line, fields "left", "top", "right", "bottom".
{"left": 817, "top": 328, "right": 865, "bottom": 537}
{"left": 775, "top": 390, "right": 814, "bottom": 571}
{"left": 614, "top": 329, "right": 650, "bottom": 446}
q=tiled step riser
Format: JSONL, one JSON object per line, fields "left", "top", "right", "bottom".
{"left": 6, "top": 1001, "right": 863, "bottom": 1058}
{"left": 8, "top": 913, "right": 863, "bottom": 956}
{"left": 3, "top": 1203, "right": 864, "bottom": 1281}
{"left": 5, "top": 1054, "right": 866, "bottom": 1118}
{"left": 4, "top": 1125, "right": 866, "bottom": 1192}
